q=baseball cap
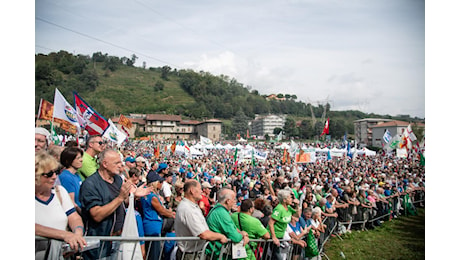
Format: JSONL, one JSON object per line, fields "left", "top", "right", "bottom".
{"left": 147, "top": 172, "right": 164, "bottom": 184}
{"left": 125, "top": 157, "right": 136, "bottom": 163}
{"left": 156, "top": 163, "right": 168, "bottom": 172}
{"left": 202, "top": 181, "right": 213, "bottom": 189}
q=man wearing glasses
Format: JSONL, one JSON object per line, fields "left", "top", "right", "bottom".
{"left": 78, "top": 135, "right": 106, "bottom": 181}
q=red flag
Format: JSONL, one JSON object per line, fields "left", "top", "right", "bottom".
{"left": 320, "top": 118, "right": 330, "bottom": 136}
{"left": 73, "top": 92, "right": 109, "bottom": 136}
{"left": 121, "top": 125, "right": 130, "bottom": 137}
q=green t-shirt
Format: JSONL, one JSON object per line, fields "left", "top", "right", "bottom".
{"left": 77, "top": 152, "right": 98, "bottom": 181}
{"left": 206, "top": 204, "right": 243, "bottom": 257}
{"left": 292, "top": 189, "right": 299, "bottom": 199}
{"left": 231, "top": 212, "right": 269, "bottom": 260}
{"left": 268, "top": 204, "right": 297, "bottom": 238}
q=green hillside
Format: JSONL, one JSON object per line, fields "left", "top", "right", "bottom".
{"left": 35, "top": 50, "right": 424, "bottom": 140}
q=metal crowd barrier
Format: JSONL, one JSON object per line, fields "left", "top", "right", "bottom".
{"left": 35, "top": 236, "right": 295, "bottom": 260}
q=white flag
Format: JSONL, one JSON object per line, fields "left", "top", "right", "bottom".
{"left": 103, "top": 119, "right": 127, "bottom": 146}
{"left": 52, "top": 88, "right": 81, "bottom": 133}
{"left": 200, "top": 135, "right": 213, "bottom": 145}
{"left": 289, "top": 140, "right": 299, "bottom": 155}
{"left": 383, "top": 130, "right": 392, "bottom": 144}
{"left": 407, "top": 124, "right": 417, "bottom": 142}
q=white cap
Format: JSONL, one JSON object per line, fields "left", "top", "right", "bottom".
{"left": 35, "top": 127, "right": 50, "bottom": 138}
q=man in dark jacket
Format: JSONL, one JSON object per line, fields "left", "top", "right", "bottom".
{"left": 80, "top": 149, "right": 151, "bottom": 259}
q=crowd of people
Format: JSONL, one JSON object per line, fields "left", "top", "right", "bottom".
{"left": 35, "top": 127, "right": 425, "bottom": 260}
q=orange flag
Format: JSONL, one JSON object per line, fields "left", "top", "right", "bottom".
{"left": 171, "top": 142, "right": 176, "bottom": 154}
{"left": 118, "top": 114, "right": 133, "bottom": 129}
{"left": 38, "top": 99, "right": 54, "bottom": 120}
{"left": 155, "top": 143, "right": 160, "bottom": 158}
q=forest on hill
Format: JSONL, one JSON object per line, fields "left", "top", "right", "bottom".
{"left": 35, "top": 51, "right": 423, "bottom": 140}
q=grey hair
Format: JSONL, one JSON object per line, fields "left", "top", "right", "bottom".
{"left": 98, "top": 148, "right": 116, "bottom": 166}
{"left": 277, "top": 189, "right": 292, "bottom": 203}
{"left": 217, "top": 187, "right": 234, "bottom": 203}
{"left": 312, "top": 207, "right": 322, "bottom": 217}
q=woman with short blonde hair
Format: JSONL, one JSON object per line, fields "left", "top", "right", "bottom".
{"left": 35, "top": 151, "right": 86, "bottom": 258}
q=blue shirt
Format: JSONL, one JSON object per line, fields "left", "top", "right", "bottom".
{"left": 58, "top": 169, "right": 82, "bottom": 208}
{"left": 141, "top": 193, "right": 163, "bottom": 236}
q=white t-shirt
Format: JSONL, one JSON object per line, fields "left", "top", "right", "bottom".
{"left": 162, "top": 182, "right": 172, "bottom": 198}
{"left": 35, "top": 185, "right": 75, "bottom": 231}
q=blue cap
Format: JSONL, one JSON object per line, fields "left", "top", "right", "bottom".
{"left": 125, "top": 157, "right": 136, "bottom": 163}
{"left": 156, "top": 163, "right": 168, "bottom": 172}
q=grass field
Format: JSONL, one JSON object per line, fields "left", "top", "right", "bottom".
{"left": 323, "top": 208, "right": 425, "bottom": 260}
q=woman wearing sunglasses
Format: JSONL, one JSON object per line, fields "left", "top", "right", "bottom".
{"left": 35, "top": 151, "right": 87, "bottom": 258}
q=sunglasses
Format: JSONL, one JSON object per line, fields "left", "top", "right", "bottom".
{"left": 41, "top": 169, "right": 60, "bottom": 178}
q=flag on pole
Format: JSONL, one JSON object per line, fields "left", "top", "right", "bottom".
{"left": 53, "top": 88, "right": 81, "bottom": 133}
{"left": 233, "top": 147, "right": 239, "bottom": 165}
{"left": 320, "top": 118, "right": 330, "bottom": 136}
{"left": 74, "top": 91, "right": 109, "bottom": 136}
{"left": 406, "top": 124, "right": 417, "bottom": 149}
{"left": 171, "top": 141, "right": 177, "bottom": 154}
{"left": 102, "top": 119, "right": 127, "bottom": 146}
{"left": 282, "top": 148, "right": 287, "bottom": 164}
{"left": 289, "top": 140, "right": 299, "bottom": 155}
{"left": 38, "top": 98, "right": 54, "bottom": 121}
{"left": 347, "top": 141, "right": 353, "bottom": 158}
{"left": 200, "top": 136, "right": 213, "bottom": 146}
{"left": 155, "top": 143, "right": 160, "bottom": 158}
{"left": 118, "top": 114, "right": 133, "bottom": 129}
{"left": 383, "top": 129, "right": 392, "bottom": 144}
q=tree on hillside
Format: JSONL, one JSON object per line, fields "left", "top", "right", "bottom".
{"left": 273, "top": 127, "right": 283, "bottom": 135}
{"left": 283, "top": 117, "right": 298, "bottom": 138}
{"left": 231, "top": 109, "right": 249, "bottom": 139}
{"left": 104, "top": 56, "right": 121, "bottom": 72}
{"left": 299, "top": 119, "right": 313, "bottom": 139}
{"left": 92, "top": 52, "right": 107, "bottom": 62}
{"left": 161, "top": 66, "right": 171, "bottom": 80}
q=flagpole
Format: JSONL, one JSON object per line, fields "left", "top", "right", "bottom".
{"left": 36, "top": 98, "right": 43, "bottom": 127}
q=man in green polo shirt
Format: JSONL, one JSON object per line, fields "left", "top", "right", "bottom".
{"left": 231, "top": 199, "right": 270, "bottom": 260}
{"left": 206, "top": 188, "right": 249, "bottom": 259}
{"left": 78, "top": 135, "right": 106, "bottom": 180}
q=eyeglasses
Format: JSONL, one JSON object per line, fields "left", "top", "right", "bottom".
{"left": 92, "top": 141, "right": 106, "bottom": 145}
{"left": 41, "top": 169, "right": 60, "bottom": 178}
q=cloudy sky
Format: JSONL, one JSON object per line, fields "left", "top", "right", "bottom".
{"left": 35, "top": 0, "right": 425, "bottom": 118}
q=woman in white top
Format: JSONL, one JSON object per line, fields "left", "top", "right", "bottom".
{"left": 35, "top": 151, "right": 86, "bottom": 257}
{"left": 310, "top": 207, "right": 326, "bottom": 238}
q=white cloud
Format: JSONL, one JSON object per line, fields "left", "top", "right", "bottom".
{"left": 35, "top": 0, "right": 425, "bottom": 118}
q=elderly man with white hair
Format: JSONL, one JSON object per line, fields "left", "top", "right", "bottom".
{"left": 35, "top": 127, "right": 51, "bottom": 152}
